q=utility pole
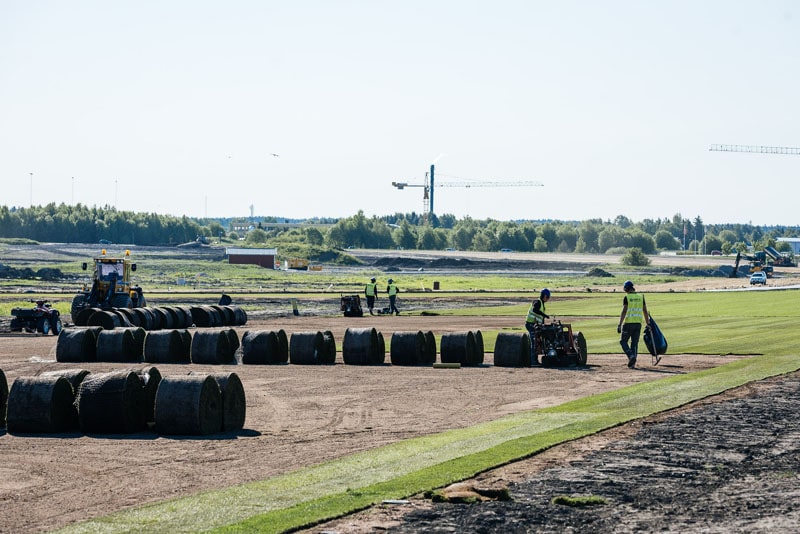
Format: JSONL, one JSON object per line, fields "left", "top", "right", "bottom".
{"left": 29, "top": 172, "right": 33, "bottom": 207}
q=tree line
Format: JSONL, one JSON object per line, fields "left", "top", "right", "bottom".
{"left": 2, "top": 204, "right": 797, "bottom": 256}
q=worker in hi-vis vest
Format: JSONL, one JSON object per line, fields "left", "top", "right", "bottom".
{"left": 365, "top": 277, "right": 379, "bottom": 315}
{"left": 387, "top": 279, "right": 400, "bottom": 315}
{"left": 618, "top": 280, "right": 650, "bottom": 369}
{"left": 524, "top": 288, "right": 551, "bottom": 366}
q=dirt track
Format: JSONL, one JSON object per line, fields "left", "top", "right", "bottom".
{"left": 0, "top": 312, "right": 745, "bottom": 533}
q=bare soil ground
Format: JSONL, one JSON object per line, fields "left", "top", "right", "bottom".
{"left": 1, "top": 250, "right": 798, "bottom": 533}
{"left": 0, "top": 311, "right": 748, "bottom": 534}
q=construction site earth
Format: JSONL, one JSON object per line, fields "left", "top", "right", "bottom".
{"left": 0, "top": 246, "right": 799, "bottom": 533}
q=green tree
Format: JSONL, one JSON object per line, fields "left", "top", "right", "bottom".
{"left": 621, "top": 247, "right": 650, "bottom": 266}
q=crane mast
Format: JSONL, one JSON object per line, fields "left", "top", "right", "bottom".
{"left": 391, "top": 164, "right": 543, "bottom": 217}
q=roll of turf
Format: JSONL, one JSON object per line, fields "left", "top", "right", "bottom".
{"left": 87, "top": 310, "right": 122, "bottom": 330}
{"left": 440, "top": 331, "right": 478, "bottom": 366}
{"left": 190, "top": 329, "right": 235, "bottom": 365}
{"left": 320, "top": 330, "right": 337, "bottom": 365}
{"left": 493, "top": 332, "right": 530, "bottom": 367}
{"left": 343, "top": 327, "right": 384, "bottom": 365}
{"left": 241, "top": 330, "right": 287, "bottom": 364}
{"left": 390, "top": 331, "right": 426, "bottom": 366}
{"left": 154, "top": 374, "right": 222, "bottom": 435}
{"left": 208, "top": 372, "right": 245, "bottom": 432}
{"left": 144, "top": 330, "right": 189, "bottom": 364}
{"left": 289, "top": 331, "right": 325, "bottom": 365}
{"left": 77, "top": 371, "right": 147, "bottom": 434}
{"left": 471, "top": 330, "right": 485, "bottom": 366}
{"left": 423, "top": 330, "right": 437, "bottom": 365}
{"left": 56, "top": 327, "right": 102, "bottom": 363}
{"left": 136, "top": 366, "right": 162, "bottom": 425}
{"left": 95, "top": 329, "right": 141, "bottom": 363}
{"left": 6, "top": 376, "right": 77, "bottom": 433}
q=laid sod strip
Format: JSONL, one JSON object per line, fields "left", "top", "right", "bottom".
{"left": 58, "top": 354, "right": 800, "bottom": 534}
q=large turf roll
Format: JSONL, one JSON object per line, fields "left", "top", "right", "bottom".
{"left": 241, "top": 330, "right": 287, "bottom": 364}
{"left": 173, "top": 306, "right": 194, "bottom": 328}
{"left": 179, "top": 329, "right": 193, "bottom": 359}
{"left": 190, "top": 305, "right": 220, "bottom": 328}
{"left": 154, "top": 375, "right": 222, "bottom": 435}
{"left": 231, "top": 306, "right": 248, "bottom": 326}
{"left": 110, "top": 308, "right": 135, "bottom": 327}
{"left": 117, "top": 308, "right": 141, "bottom": 327}
{"left": 208, "top": 372, "right": 246, "bottom": 432}
{"left": 212, "top": 305, "right": 235, "bottom": 326}
{"left": 343, "top": 327, "right": 384, "bottom": 365}
{"left": 493, "top": 332, "right": 530, "bottom": 367}
{"left": 132, "top": 307, "right": 155, "bottom": 330}
{"left": 0, "top": 369, "right": 7, "bottom": 428}
{"left": 440, "top": 331, "right": 478, "bottom": 366}
{"left": 40, "top": 368, "right": 91, "bottom": 390}
{"left": 225, "top": 328, "right": 240, "bottom": 354}
{"left": 320, "top": 330, "right": 337, "bottom": 365}
{"left": 56, "top": 327, "right": 102, "bottom": 362}
{"left": 390, "top": 331, "right": 427, "bottom": 366}
{"left": 277, "top": 329, "right": 289, "bottom": 361}
{"left": 144, "top": 330, "right": 190, "bottom": 364}
{"left": 95, "top": 329, "right": 141, "bottom": 363}
{"left": 77, "top": 371, "right": 147, "bottom": 434}
{"left": 119, "top": 327, "right": 146, "bottom": 360}
{"left": 190, "top": 330, "right": 235, "bottom": 365}
{"left": 161, "top": 307, "right": 182, "bottom": 329}
{"left": 7, "top": 376, "right": 77, "bottom": 433}
{"left": 87, "top": 310, "right": 122, "bottom": 330}
{"left": 156, "top": 307, "right": 176, "bottom": 330}
{"left": 289, "top": 331, "right": 325, "bottom": 365}
{"left": 471, "top": 330, "right": 485, "bottom": 366}
{"left": 136, "top": 366, "right": 162, "bottom": 424}
{"left": 423, "top": 330, "right": 437, "bottom": 365}
{"left": 74, "top": 307, "right": 101, "bottom": 327}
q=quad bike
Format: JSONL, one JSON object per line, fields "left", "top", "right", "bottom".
{"left": 10, "top": 299, "right": 63, "bottom": 335}
{"left": 534, "top": 320, "right": 587, "bottom": 367}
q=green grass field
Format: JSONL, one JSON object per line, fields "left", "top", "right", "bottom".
{"left": 54, "top": 288, "right": 800, "bottom": 534}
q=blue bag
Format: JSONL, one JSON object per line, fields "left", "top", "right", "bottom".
{"left": 644, "top": 316, "right": 667, "bottom": 356}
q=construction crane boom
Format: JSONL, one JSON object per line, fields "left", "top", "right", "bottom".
{"left": 709, "top": 144, "right": 800, "bottom": 155}
{"left": 392, "top": 164, "right": 543, "bottom": 216}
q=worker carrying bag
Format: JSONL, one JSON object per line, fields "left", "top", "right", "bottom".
{"left": 644, "top": 316, "right": 668, "bottom": 357}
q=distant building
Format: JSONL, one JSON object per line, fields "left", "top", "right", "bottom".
{"left": 777, "top": 238, "right": 800, "bottom": 255}
{"left": 225, "top": 247, "right": 277, "bottom": 268}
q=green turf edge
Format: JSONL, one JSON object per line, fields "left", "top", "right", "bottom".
{"left": 215, "top": 354, "right": 800, "bottom": 534}
{"left": 57, "top": 354, "right": 799, "bottom": 534}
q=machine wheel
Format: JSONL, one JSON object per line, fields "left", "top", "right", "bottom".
{"left": 575, "top": 332, "right": 587, "bottom": 366}
{"left": 50, "top": 314, "right": 63, "bottom": 335}
{"left": 71, "top": 294, "right": 89, "bottom": 318}
{"left": 37, "top": 317, "right": 51, "bottom": 335}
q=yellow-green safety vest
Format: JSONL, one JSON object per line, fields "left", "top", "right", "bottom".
{"left": 526, "top": 299, "right": 546, "bottom": 324}
{"left": 624, "top": 292, "right": 645, "bottom": 324}
{"left": 387, "top": 283, "right": 398, "bottom": 296}
{"left": 365, "top": 283, "right": 377, "bottom": 296}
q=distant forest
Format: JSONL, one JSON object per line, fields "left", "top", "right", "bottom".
{"left": 1, "top": 203, "right": 797, "bottom": 256}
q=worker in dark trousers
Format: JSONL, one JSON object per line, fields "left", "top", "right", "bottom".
{"left": 524, "top": 288, "right": 551, "bottom": 366}
{"left": 618, "top": 280, "right": 650, "bottom": 369}
{"left": 365, "top": 277, "right": 378, "bottom": 315}
{"left": 387, "top": 279, "right": 400, "bottom": 315}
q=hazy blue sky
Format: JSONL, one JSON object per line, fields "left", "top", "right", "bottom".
{"left": 2, "top": 1, "right": 798, "bottom": 225}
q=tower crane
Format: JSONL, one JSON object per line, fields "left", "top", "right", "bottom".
{"left": 391, "top": 164, "right": 544, "bottom": 217}
{"left": 709, "top": 144, "right": 800, "bottom": 155}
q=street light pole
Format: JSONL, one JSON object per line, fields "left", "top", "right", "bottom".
{"left": 29, "top": 172, "right": 33, "bottom": 207}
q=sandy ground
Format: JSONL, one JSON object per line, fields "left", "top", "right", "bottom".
{"left": 0, "top": 310, "right": 745, "bottom": 534}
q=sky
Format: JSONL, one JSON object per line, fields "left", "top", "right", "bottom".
{"left": 1, "top": 1, "right": 798, "bottom": 226}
